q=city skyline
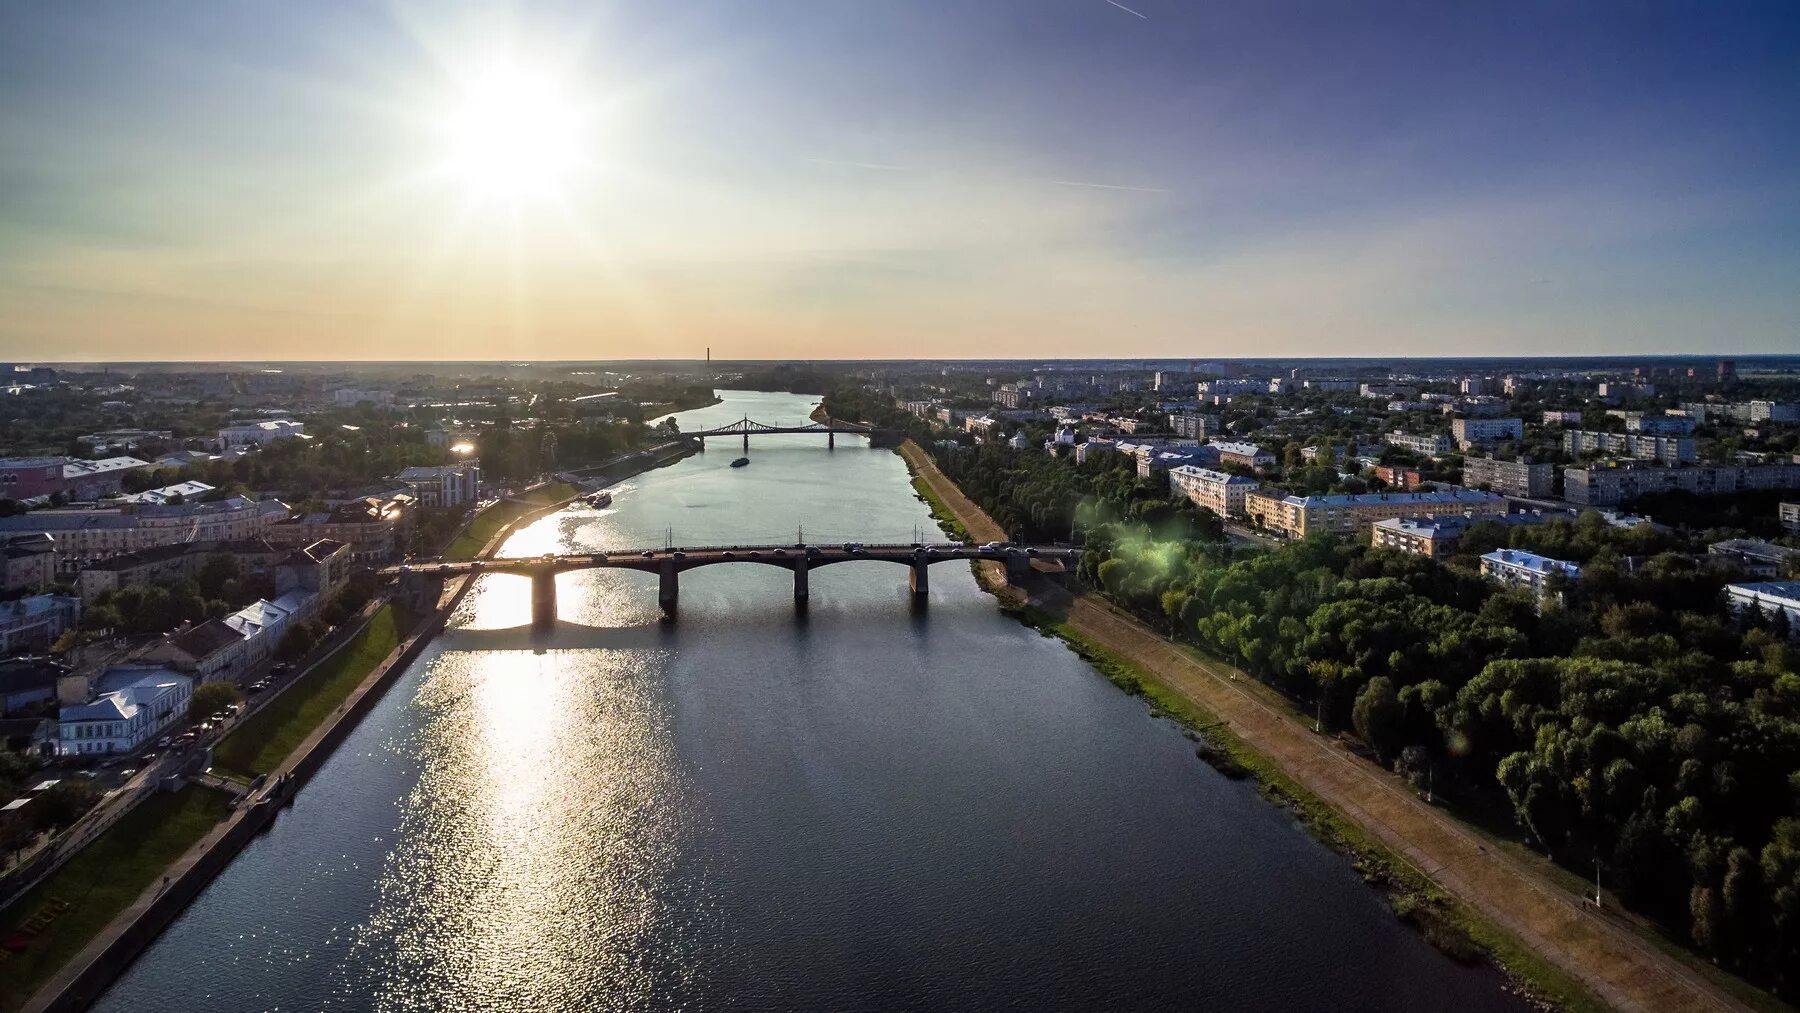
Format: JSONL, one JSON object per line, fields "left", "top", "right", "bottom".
{"left": 3, "top": 1, "right": 1798, "bottom": 360}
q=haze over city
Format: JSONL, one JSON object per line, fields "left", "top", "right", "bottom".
{"left": 3, "top": 1, "right": 1798, "bottom": 361}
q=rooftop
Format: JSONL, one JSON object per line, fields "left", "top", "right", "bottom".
{"left": 1728, "top": 581, "right": 1800, "bottom": 603}
{"left": 1482, "top": 549, "right": 1583, "bottom": 577}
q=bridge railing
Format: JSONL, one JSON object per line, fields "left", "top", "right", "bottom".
{"left": 391, "top": 541, "right": 1078, "bottom": 569}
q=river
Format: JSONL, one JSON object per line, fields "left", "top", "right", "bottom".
{"left": 97, "top": 390, "right": 1528, "bottom": 1012}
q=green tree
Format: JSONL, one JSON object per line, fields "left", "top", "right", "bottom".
{"left": 188, "top": 680, "right": 243, "bottom": 722}
{"left": 1352, "top": 675, "right": 1401, "bottom": 761}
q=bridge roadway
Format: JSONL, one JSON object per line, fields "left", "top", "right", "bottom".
{"left": 384, "top": 542, "right": 1078, "bottom": 624}
{"left": 677, "top": 416, "right": 894, "bottom": 451}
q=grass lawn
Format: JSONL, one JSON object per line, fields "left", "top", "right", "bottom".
{"left": 442, "top": 482, "right": 576, "bottom": 561}
{"left": 212, "top": 603, "right": 408, "bottom": 779}
{"left": 0, "top": 786, "right": 231, "bottom": 1013}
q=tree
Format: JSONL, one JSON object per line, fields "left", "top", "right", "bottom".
{"left": 188, "top": 681, "right": 243, "bottom": 722}
{"left": 1352, "top": 676, "right": 1401, "bottom": 761}
{"left": 35, "top": 780, "right": 100, "bottom": 829}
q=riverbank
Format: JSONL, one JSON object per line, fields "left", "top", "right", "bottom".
{"left": 897, "top": 440, "right": 1750, "bottom": 1013}
{"left": 19, "top": 485, "right": 586, "bottom": 1013}
{"left": 444, "top": 481, "right": 578, "bottom": 560}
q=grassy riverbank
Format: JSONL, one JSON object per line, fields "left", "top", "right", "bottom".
{"left": 0, "top": 787, "right": 231, "bottom": 1013}
{"left": 443, "top": 482, "right": 578, "bottom": 561}
{"left": 213, "top": 604, "right": 408, "bottom": 779}
{"left": 1001, "top": 599, "right": 1602, "bottom": 1011}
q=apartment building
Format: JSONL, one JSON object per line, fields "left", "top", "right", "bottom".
{"left": 1209, "top": 441, "right": 1275, "bottom": 470}
{"left": 1564, "top": 462, "right": 1800, "bottom": 507}
{"left": 1, "top": 534, "right": 55, "bottom": 593}
{"left": 1481, "top": 549, "right": 1582, "bottom": 595}
{"left": 1382, "top": 431, "right": 1453, "bottom": 458}
{"left": 0, "top": 497, "right": 290, "bottom": 575}
{"left": 1244, "top": 488, "right": 1507, "bottom": 539}
{"left": 1541, "top": 411, "right": 1584, "bottom": 425}
{"left": 1449, "top": 417, "right": 1524, "bottom": 450}
{"left": 77, "top": 538, "right": 287, "bottom": 602}
{"left": 266, "top": 493, "right": 415, "bottom": 564}
{"left": 1682, "top": 401, "right": 1800, "bottom": 425}
{"left": 1462, "top": 456, "right": 1554, "bottom": 498}
{"left": 1561, "top": 431, "right": 1696, "bottom": 465}
{"left": 1783, "top": 501, "right": 1800, "bottom": 534}
{"left": 1708, "top": 539, "right": 1798, "bottom": 579}
{"left": 1371, "top": 511, "right": 1552, "bottom": 559}
{"left": 1169, "top": 466, "right": 1259, "bottom": 519}
{"left": 0, "top": 595, "right": 82, "bottom": 654}
{"left": 1622, "top": 413, "right": 1698, "bottom": 435}
{"left": 1167, "top": 413, "right": 1222, "bottom": 440}
{"left": 394, "top": 463, "right": 481, "bottom": 509}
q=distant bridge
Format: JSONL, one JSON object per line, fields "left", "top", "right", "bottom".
{"left": 385, "top": 542, "right": 1076, "bottom": 625}
{"left": 676, "top": 416, "right": 893, "bottom": 451}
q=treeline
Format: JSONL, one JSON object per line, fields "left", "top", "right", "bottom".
{"left": 828, "top": 384, "right": 1800, "bottom": 988}
{"left": 1096, "top": 511, "right": 1800, "bottom": 984}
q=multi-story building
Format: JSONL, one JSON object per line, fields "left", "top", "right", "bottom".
{"left": 1462, "top": 456, "right": 1554, "bottom": 498}
{"left": 1168, "top": 466, "right": 1259, "bottom": 519}
{"left": 119, "top": 480, "right": 215, "bottom": 505}
{"left": 1481, "top": 549, "right": 1582, "bottom": 594}
{"left": 1563, "top": 462, "right": 1800, "bottom": 507}
{"left": 963, "top": 415, "right": 998, "bottom": 437}
{"left": 1361, "top": 384, "right": 1417, "bottom": 400}
{"left": 1450, "top": 417, "right": 1524, "bottom": 450}
{"left": 393, "top": 463, "right": 480, "bottom": 509}
{"left": 1726, "top": 581, "right": 1800, "bottom": 635}
{"left": 1541, "top": 411, "right": 1584, "bottom": 426}
{"left": 1209, "top": 441, "right": 1275, "bottom": 470}
{"left": 1304, "top": 379, "right": 1359, "bottom": 392}
{"left": 1198, "top": 379, "right": 1265, "bottom": 397}
{"left": 1371, "top": 465, "right": 1423, "bottom": 490}
{"left": 1622, "top": 413, "right": 1699, "bottom": 435}
{"left": 62, "top": 456, "right": 152, "bottom": 499}
{"left": 0, "top": 497, "right": 290, "bottom": 575}
{"left": 218, "top": 419, "right": 306, "bottom": 449}
{"left": 1382, "top": 430, "right": 1452, "bottom": 458}
{"left": 993, "top": 385, "right": 1033, "bottom": 409}
{"left": 57, "top": 666, "right": 192, "bottom": 757}
{"left": 1444, "top": 398, "right": 1508, "bottom": 418}
{"left": 1783, "top": 501, "right": 1800, "bottom": 534}
{"left": 1681, "top": 401, "right": 1800, "bottom": 425}
{"left": 266, "top": 493, "right": 415, "bottom": 564}
{"left": 1371, "top": 511, "right": 1552, "bottom": 559}
{"left": 77, "top": 429, "right": 173, "bottom": 452}
{"left": 0, "top": 595, "right": 81, "bottom": 653}
{"left": 76, "top": 538, "right": 286, "bottom": 602}
{"left": 1, "top": 534, "right": 55, "bottom": 592}
{"left": 1167, "top": 413, "right": 1222, "bottom": 440}
{"left": 1708, "top": 540, "right": 1798, "bottom": 579}
{"left": 1597, "top": 381, "right": 1654, "bottom": 402}
{"left": 1243, "top": 488, "right": 1507, "bottom": 539}
{"left": 0, "top": 457, "right": 69, "bottom": 500}
{"left": 1561, "top": 431, "right": 1696, "bottom": 465}
{"left": 145, "top": 617, "right": 247, "bottom": 684}
{"left": 1460, "top": 377, "right": 1492, "bottom": 396}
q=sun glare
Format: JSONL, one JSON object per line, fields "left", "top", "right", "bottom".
{"left": 437, "top": 63, "right": 588, "bottom": 204}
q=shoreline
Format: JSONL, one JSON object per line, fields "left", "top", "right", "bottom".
{"left": 18, "top": 480, "right": 593, "bottom": 1013}
{"left": 894, "top": 439, "right": 1755, "bottom": 1013}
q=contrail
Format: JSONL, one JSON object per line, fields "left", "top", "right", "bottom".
{"left": 1105, "top": 0, "right": 1148, "bottom": 18}
{"left": 1040, "top": 178, "right": 1167, "bottom": 194}
{"left": 807, "top": 157, "right": 911, "bottom": 172}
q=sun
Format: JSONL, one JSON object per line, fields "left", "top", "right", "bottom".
{"left": 436, "top": 62, "right": 587, "bottom": 204}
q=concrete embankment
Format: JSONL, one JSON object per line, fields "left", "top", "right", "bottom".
{"left": 24, "top": 491, "right": 580, "bottom": 1013}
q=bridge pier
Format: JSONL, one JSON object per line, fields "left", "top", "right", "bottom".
{"left": 827, "top": 431, "right": 834, "bottom": 449}
{"left": 531, "top": 569, "right": 557, "bottom": 628}
{"left": 909, "top": 558, "right": 929, "bottom": 601}
{"left": 1004, "top": 553, "right": 1033, "bottom": 584}
{"left": 793, "top": 556, "right": 809, "bottom": 605}
{"left": 742, "top": 432, "right": 749, "bottom": 453}
{"left": 659, "top": 560, "right": 679, "bottom": 618}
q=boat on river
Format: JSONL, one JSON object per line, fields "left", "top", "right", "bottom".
{"left": 586, "top": 491, "right": 612, "bottom": 508}
{"left": 731, "top": 457, "right": 751, "bottom": 468}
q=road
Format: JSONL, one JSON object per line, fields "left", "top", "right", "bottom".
{"left": 899, "top": 440, "right": 1751, "bottom": 1013}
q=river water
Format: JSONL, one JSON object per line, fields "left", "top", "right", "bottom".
{"left": 98, "top": 390, "right": 1527, "bottom": 1012}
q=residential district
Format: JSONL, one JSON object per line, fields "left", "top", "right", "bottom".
{"left": 1, "top": 356, "right": 1800, "bottom": 1009}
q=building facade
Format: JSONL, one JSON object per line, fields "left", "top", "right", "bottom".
{"left": 1563, "top": 463, "right": 1800, "bottom": 507}
{"left": 1462, "top": 456, "right": 1554, "bottom": 498}
{"left": 1481, "top": 549, "right": 1582, "bottom": 595}
{"left": 0, "top": 457, "right": 68, "bottom": 500}
{"left": 1209, "top": 441, "right": 1275, "bottom": 470}
{"left": 1168, "top": 466, "right": 1258, "bottom": 519}
{"left": 1450, "top": 417, "right": 1524, "bottom": 450}
{"left": 0, "top": 595, "right": 81, "bottom": 654}
{"left": 0, "top": 497, "right": 290, "bottom": 575}
{"left": 1245, "top": 488, "right": 1507, "bottom": 539}
{"left": 1382, "top": 431, "right": 1452, "bottom": 458}
{"left": 57, "top": 666, "right": 192, "bottom": 756}
{"left": 1726, "top": 582, "right": 1800, "bottom": 635}
{"left": 218, "top": 419, "right": 306, "bottom": 448}
{"left": 1561, "top": 431, "right": 1697, "bottom": 465}
{"left": 394, "top": 463, "right": 481, "bottom": 508}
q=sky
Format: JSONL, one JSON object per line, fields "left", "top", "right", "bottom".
{"left": 1, "top": 1, "right": 1797, "bottom": 361}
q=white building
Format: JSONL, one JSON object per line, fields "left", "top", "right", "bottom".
{"left": 1450, "top": 417, "right": 1524, "bottom": 450}
{"left": 0, "top": 496, "right": 289, "bottom": 575}
{"left": 1726, "top": 581, "right": 1800, "bottom": 634}
{"left": 57, "top": 666, "right": 192, "bottom": 756}
{"left": 218, "top": 419, "right": 306, "bottom": 449}
{"left": 63, "top": 457, "right": 153, "bottom": 499}
{"left": 1562, "top": 431, "right": 1696, "bottom": 465}
{"left": 394, "top": 463, "right": 482, "bottom": 509}
{"left": 118, "top": 480, "right": 214, "bottom": 505}
{"left": 1480, "top": 549, "right": 1582, "bottom": 595}
{"left": 1383, "top": 430, "right": 1453, "bottom": 458}
{"left": 1169, "top": 466, "right": 1259, "bottom": 519}
{"left": 1783, "top": 501, "right": 1800, "bottom": 534}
